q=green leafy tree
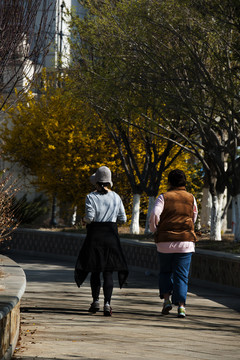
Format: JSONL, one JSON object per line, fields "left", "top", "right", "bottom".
{"left": 68, "top": 0, "right": 202, "bottom": 233}
{"left": 69, "top": 0, "right": 240, "bottom": 239}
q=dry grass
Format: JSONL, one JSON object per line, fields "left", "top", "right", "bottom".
{"left": 196, "top": 233, "right": 240, "bottom": 254}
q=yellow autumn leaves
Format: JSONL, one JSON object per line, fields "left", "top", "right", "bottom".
{"left": 1, "top": 70, "right": 202, "bottom": 220}
{"left": 1, "top": 72, "right": 122, "bottom": 212}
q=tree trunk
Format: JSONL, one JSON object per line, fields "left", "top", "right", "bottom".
{"left": 144, "top": 196, "right": 155, "bottom": 234}
{"left": 130, "top": 193, "right": 140, "bottom": 234}
{"left": 210, "top": 193, "right": 225, "bottom": 241}
{"left": 220, "top": 188, "right": 228, "bottom": 234}
{"left": 50, "top": 194, "right": 57, "bottom": 227}
{"left": 232, "top": 194, "right": 240, "bottom": 242}
{"left": 71, "top": 205, "right": 77, "bottom": 226}
{"left": 200, "top": 187, "right": 211, "bottom": 231}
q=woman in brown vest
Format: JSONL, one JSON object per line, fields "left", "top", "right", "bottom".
{"left": 149, "top": 169, "right": 198, "bottom": 318}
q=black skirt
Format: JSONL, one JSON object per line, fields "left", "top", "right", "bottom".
{"left": 74, "top": 222, "right": 128, "bottom": 289}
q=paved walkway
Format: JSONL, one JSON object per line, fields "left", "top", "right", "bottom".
{"left": 6, "top": 251, "right": 240, "bottom": 360}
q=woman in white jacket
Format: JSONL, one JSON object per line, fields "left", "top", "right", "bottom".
{"left": 74, "top": 166, "right": 128, "bottom": 316}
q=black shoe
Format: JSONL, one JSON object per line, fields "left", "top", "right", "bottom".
{"left": 103, "top": 302, "right": 112, "bottom": 316}
{"left": 162, "top": 300, "right": 172, "bottom": 315}
{"left": 88, "top": 301, "right": 100, "bottom": 313}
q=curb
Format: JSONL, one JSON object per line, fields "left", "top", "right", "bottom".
{"left": 0, "top": 255, "right": 26, "bottom": 360}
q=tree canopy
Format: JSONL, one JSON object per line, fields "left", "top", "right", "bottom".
{"left": 1, "top": 71, "right": 121, "bottom": 210}
{"left": 1, "top": 68, "right": 201, "bottom": 228}
{"left": 69, "top": 1, "right": 202, "bottom": 193}
{"left": 69, "top": 0, "right": 240, "bottom": 193}
{"left": 68, "top": 0, "right": 240, "bottom": 239}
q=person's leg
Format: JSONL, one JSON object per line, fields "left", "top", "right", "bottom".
{"left": 158, "top": 253, "right": 174, "bottom": 314}
{"left": 103, "top": 271, "right": 113, "bottom": 304}
{"left": 103, "top": 271, "right": 113, "bottom": 316}
{"left": 172, "top": 252, "right": 193, "bottom": 317}
{"left": 89, "top": 272, "right": 101, "bottom": 313}
{"left": 90, "top": 272, "right": 101, "bottom": 301}
{"left": 158, "top": 253, "right": 174, "bottom": 298}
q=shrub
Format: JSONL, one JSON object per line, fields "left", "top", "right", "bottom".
{"left": 12, "top": 194, "right": 49, "bottom": 225}
{"left": 0, "top": 173, "right": 19, "bottom": 240}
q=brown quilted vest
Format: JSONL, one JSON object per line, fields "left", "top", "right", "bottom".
{"left": 154, "top": 187, "right": 197, "bottom": 243}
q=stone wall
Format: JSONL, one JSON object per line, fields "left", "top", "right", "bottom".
{"left": 192, "top": 250, "right": 240, "bottom": 289}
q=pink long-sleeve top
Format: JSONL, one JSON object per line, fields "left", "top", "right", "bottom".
{"left": 149, "top": 194, "right": 198, "bottom": 253}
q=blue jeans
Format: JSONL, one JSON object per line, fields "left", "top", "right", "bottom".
{"left": 158, "top": 252, "right": 193, "bottom": 305}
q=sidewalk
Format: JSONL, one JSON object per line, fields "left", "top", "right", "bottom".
{"left": 7, "top": 251, "right": 240, "bottom": 360}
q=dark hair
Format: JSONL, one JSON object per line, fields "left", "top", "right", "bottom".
{"left": 96, "top": 182, "right": 110, "bottom": 194}
{"left": 168, "top": 169, "right": 186, "bottom": 187}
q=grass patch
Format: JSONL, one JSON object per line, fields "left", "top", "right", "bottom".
{"left": 196, "top": 240, "right": 240, "bottom": 254}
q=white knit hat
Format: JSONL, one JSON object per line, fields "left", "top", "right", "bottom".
{"left": 90, "top": 166, "right": 113, "bottom": 187}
